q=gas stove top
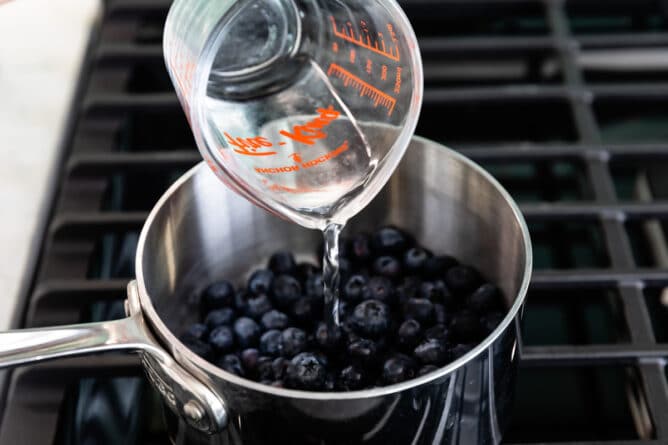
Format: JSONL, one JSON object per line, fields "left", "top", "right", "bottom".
{"left": 2, "top": 0, "right": 668, "bottom": 444}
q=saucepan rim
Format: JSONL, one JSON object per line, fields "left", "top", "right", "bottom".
{"left": 135, "top": 135, "right": 533, "bottom": 401}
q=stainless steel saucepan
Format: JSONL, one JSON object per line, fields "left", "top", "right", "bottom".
{"left": 0, "top": 135, "right": 531, "bottom": 445}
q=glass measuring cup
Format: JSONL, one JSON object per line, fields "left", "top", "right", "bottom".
{"left": 164, "top": 0, "right": 422, "bottom": 230}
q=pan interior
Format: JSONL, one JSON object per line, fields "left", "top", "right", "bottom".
{"left": 137, "top": 132, "right": 530, "bottom": 384}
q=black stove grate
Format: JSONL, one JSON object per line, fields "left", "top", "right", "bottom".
{"left": 2, "top": 0, "right": 668, "bottom": 444}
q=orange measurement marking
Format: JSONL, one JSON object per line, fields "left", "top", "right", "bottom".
{"left": 327, "top": 63, "right": 397, "bottom": 116}
{"left": 290, "top": 153, "right": 303, "bottom": 164}
{"left": 330, "top": 16, "right": 400, "bottom": 62}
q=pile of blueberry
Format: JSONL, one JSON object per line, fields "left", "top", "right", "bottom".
{"left": 180, "top": 227, "right": 505, "bottom": 392}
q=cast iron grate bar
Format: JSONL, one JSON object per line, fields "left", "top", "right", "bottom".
{"left": 79, "top": 85, "right": 668, "bottom": 113}
{"left": 458, "top": 144, "right": 668, "bottom": 160}
{"left": 45, "top": 204, "right": 668, "bottom": 234}
{"left": 64, "top": 143, "right": 668, "bottom": 165}
{"left": 67, "top": 151, "right": 200, "bottom": 175}
{"left": 536, "top": 1, "right": 668, "bottom": 441}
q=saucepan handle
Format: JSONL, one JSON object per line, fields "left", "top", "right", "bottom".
{"left": 0, "top": 316, "right": 147, "bottom": 368}
{"left": 0, "top": 281, "right": 228, "bottom": 434}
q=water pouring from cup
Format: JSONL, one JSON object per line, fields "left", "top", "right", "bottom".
{"left": 163, "top": 0, "right": 423, "bottom": 329}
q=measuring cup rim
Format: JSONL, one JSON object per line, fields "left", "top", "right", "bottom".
{"left": 134, "top": 135, "right": 533, "bottom": 401}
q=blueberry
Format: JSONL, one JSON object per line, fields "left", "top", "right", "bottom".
{"left": 418, "top": 364, "right": 439, "bottom": 376}
{"left": 382, "top": 355, "right": 416, "bottom": 385}
{"left": 313, "top": 351, "right": 330, "bottom": 369}
{"left": 424, "top": 324, "right": 450, "bottom": 343}
{"left": 343, "top": 275, "right": 367, "bottom": 303}
{"left": 241, "top": 348, "right": 260, "bottom": 374}
{"left": 372, "top": 227, "right": 410, "bottom": 256}
{"left": 404, "top": 298, "right": 435, "bottom": 325}
{"left": 467, "top": 284, "right": 501, "bottom": 314}
{"left": 445, "top": 266, "right": 480, "bottom": 295}
{"left": 404, "top": 247, "right": 431, "bottom": 273}
{"left": 181, "top": 337, "right": 214, "bottom": 362}
{"left": 325, "top": 373, "right": 337, "bottom": 391}
{"left": 245, "top": 294, "right": 273, "bottom": 319}
{"left": 372, "top": 256, "right": 402, "bottom": 280}
{"left": 233, "top": 317, "right": 261, "bottom": 348}
{"left": 247, "top": 269, "right": 275, "bottom": 296}
{"left": 450, "top": 311, "right": 481, "bottom": 343}
{"left": 268, "top": 251, "right": 297, "bottom": 276}
{"left": 451, "top": 343, "right": 474, "bottom": 359}
{"left": 305, "top": 274, "right": 324, "bottom": 300}
{"left": 483, "top": 312, "right": 505, "bottom": 334}
{"left": 259, "top": 329, "right": 283, "bottom": 356}
{"left": 205, "top": 308, "right": 236, "bottom": 330}
{"left": 286, "top": 353, "right": 327, "bottom": 391}
{"left": 339, "top": 258, "right": 353, "bottom": 282}
{"left": 362, "top": 276, "right": 395, "bottom": 305}
{"left": 272, "top": 357, "right": 289, "bottom": 380}
{"left": 272, "top": 275, "right": 302, "bottom": 309}
{"left": 351, "top": 300, "right": 391, "bottom": 338}
{"left": 261, "top": 310, "right": 290, "bottom": 331}
{"left": 341, "top": 320, "right": 362, "bottom": 345}
{"left": 292, "top": 297, "right": 316, "bottom": 325}
{"left": 338, "top": 366, "right": 366, "bottom": 390}
{"left": 217, "top": 354, "right": 244, "bottom": 376}
{"left": 434, "top": 304, "right": 448, "bottom": 325}
{"left": 281, "top": 327, "right": 307, "bottom": 357}
{"left": 338, "top": 300, "right": 351, "bottom": 319}
{"left": 257, "top": 356, "right": 275, "bottom": 380}
{"left": 414, "top": 339, "right": 449, "bottom": 365}
{"left": 235, "top": 290, "right": 250, "bottom": 313}
{"left": 296, "top": 262, "right": 319, "bottom": 283}
{"left": 201, "top": 280, "right": 235, "bottom": 312}
{"left": 347, "top": 338, "right": 379, "bottom": 367}
{"left": 315, "top": 322, "right": 342, "bottom": 350}
{"left": 208, "top": 326, "right": 235, "bottom": 354}
{"left": 420, "top": 280, "right": 454, "bottom": 306}
{"left": 422, "top": 255, "right": 458, "bottom": 280}
{"left": 396, "top": 276, "right": 421, "bottom": 303}
{"left": 184, "top": 323, "right": 208, "bottom": 341}
{"left": 397, "top": 319, "right": 422, "bottom": 350}
{"left": 350, "top": 233, "right": 372, "bottom": 263}
{"left": 374, "top": 336, "right": 390, "bottom": 354}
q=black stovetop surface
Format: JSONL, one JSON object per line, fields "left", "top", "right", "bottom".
{"left": 2, "top": 0, "right": 668, "bottom": 444}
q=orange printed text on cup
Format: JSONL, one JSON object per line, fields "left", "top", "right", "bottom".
{"left": 279, "top": 106, "right": 341, "bottom": 145}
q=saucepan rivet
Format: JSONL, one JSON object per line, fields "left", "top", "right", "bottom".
{"left": 183, "top": 400, "right": 205, "bottom": 422}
